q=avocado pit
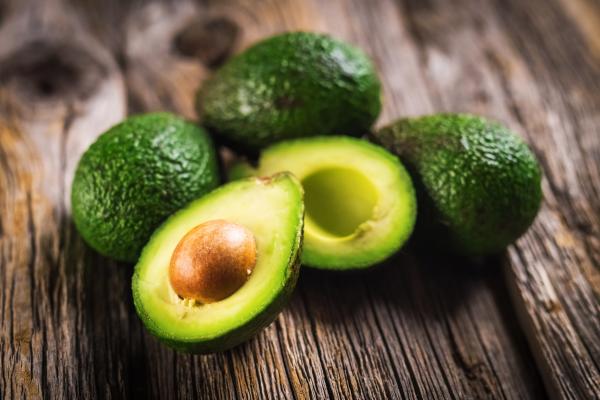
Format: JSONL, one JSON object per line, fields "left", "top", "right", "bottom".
{"left": 169, "top": 219, "right": 257, "bottom": 303}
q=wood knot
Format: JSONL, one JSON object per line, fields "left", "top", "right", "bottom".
{"left": 0, "top": 40, "right": 107, "bottom": 101}
{"left": 173, "top": 16, "right": 240, "bottom": 68}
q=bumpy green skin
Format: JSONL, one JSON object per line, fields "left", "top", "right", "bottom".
{"left": 375, "top": 114, "right": 542, "bottom": 255}
{"left": 71, "top": 112, "right": 219, "bottom": 263}
{"left": 197, "top": 32, "right": 382, "bottom": 151}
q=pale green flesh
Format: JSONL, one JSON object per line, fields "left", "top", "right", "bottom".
{"left": 133, "top": 175, "right": 302, "bottom": 342}
{"left": 303, "top": 167, "right": 378, "bottom": 237}
{"left": 257, "top": 137, "right": 416, "bottom": 269}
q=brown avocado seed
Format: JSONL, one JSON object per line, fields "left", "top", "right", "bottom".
{"left": 169, "top": 220, "right": 257, "bottom": 303}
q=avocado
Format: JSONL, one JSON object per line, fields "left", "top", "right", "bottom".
{"left": 196, "top": 32, "right": 382, "bottom": 151}
{"left": 374, "top": 114, "right": 542, "bottom": 255}
{"left": 227, "top": 159, "right": 257, "bottom": 181}
{"left": 252, "top": 136, "right": 416, "bottom": 269}
{"left": 71, "top": 112, "right": 219, "bottom": 263}
{"left": 132, "top": 173, "right": 304, "bottom": 353}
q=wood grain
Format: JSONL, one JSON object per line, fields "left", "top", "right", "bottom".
{"left": 0, "top": 0, "right": 597, "bottom": 399}
{"left": 393, "top": 0, "right": 600, "bottom": 397}
{"left": 491, "top": 0, "right": 600, "bottom": 397}
{"left": 0, "top": 0, "right": 127, "bottom": 398}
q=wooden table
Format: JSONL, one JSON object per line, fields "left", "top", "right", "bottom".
{"left": 1, "top": 0, "right": 598, "bottom": 398}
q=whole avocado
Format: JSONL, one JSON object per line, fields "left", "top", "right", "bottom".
{"left": 375, "top": 114, "right": 542, "bottom": 255}
{"left": 71, "top": 112, "right": 219, "bottom": 263}
{"left": 196, "top": 32, "right": 382, "bottom": 151}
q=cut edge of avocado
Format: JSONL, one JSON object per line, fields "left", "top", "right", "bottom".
{"left": 132, "top": 172, "right": 304, "bottom": 353}
{"left": 256, "top": 136, "right": 417, "bottom": 270}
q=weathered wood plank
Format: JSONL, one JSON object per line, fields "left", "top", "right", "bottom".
{"left": 287, "top": 1, "right": 544, "bottom": 399}
{"left": 396, "top": 0, "right": 600, "bottom": 398}
{"left": 494, "top": 0, "right": 600, "bottom": 397}
{"left": 3, "top": 0, "right": 596, "bottom": 398}
{"left": 0, "top": 1, "right": 127, "bottom": 399}
{"left": 107, "top": 0, "right": 544, "bottom": 398}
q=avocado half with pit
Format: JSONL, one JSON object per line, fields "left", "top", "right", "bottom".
{"left": 254, "top": 136, "right": 416, "bottom": 269}
{"left": 132, "top": 173, "right": 304, "bottom": 353}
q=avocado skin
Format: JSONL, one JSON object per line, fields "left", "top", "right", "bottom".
{"left": 374, "top": 114, "right": 542, "bottom": 255}
{"left": 71, "top": 112, "right": 219, "bottom": 263}
{"left": 197, "top": 32, "right": 382, "bottom": 151}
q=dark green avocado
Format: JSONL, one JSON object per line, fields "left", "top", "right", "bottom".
{"left": 374, "top": 114, "right": 542, "bottom": 255}
{"left": 196, "top": 32, "right": 382, "bottom": 151}
{"left": 132, "top": 173, "right": 304, "bottom": 353}
{"left": 71, "top": 112, "right": 219, "bottom": 263}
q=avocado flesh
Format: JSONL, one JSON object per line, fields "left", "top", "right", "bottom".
{"left": 256, "top": 137, "right": 416, "bottom": 269}
{"left": 196, "top": 32, "right": 382, "bottom": 151}
{"left": 132, "top": 173, "right": 304, "bottom": 353}
{"left": 374, "top": 114, "right": 542, "bottom": 255}
{"left": 71, "top": 112, "right": 219, "bottom": 263}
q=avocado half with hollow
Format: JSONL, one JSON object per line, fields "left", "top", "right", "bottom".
{"left": 253, "top": 136, "right": 416, "bottom": 269}
{"left": 132, "top": 173, "right": 304, "bottom": 353}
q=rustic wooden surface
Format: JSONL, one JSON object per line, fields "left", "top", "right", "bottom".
{"left": 0, "top": 0, "right": 598, "bottom": 399}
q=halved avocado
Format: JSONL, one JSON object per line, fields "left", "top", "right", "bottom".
{"left": 255, "top": 137, "right": 416, "bottom": 269}
{"left": 132, "top": 173, "right": 304, "bottom": 353}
